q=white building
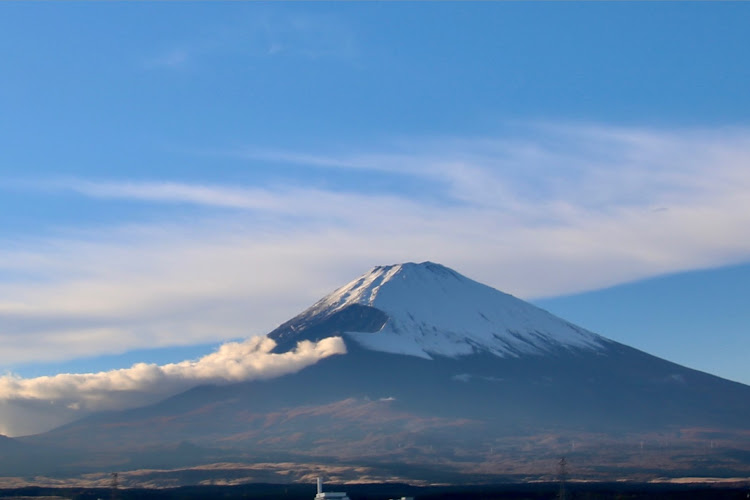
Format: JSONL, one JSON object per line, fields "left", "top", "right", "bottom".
{"left": 314, "top": 477, "right": 350, "bottom": 500}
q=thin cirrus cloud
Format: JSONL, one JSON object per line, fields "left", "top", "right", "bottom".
{"left": 236, "top": 123, "right": 750, "bottom": 216}
{"left": 69, "top": 180, "right": 288, "bottom": 212}
{"left": 0, "top": 336, "right": 346, "bottom": 437}
{"left": 143, "top": 10, "right": 357, "bottom": 71}
{"left": 144, "top": 48, "right": 192, "bottom": 70}
{"left": 70, "top": 123, "right": 750, "bottom": 269}
{"left": 1, "top": 122, "right": 750, "bottom": 411}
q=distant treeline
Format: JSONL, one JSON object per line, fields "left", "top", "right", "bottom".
{"left": 2, "top": 482, "right": 750, "bottom": 500}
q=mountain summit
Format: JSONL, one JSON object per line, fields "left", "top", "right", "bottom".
{"left": 270, "top": 261, "right": 604, "bottom": 358}
{"left": 10, "top": 262, "right": 750, "bottom": 484}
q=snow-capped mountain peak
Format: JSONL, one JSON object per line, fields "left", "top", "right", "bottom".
{"left": 307, "top": 262, "right": 462, "bottom": 314}
{"left": 271, "top": 262, "right": 606, "bottom": 359}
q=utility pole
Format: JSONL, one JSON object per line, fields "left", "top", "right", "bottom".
{"left": 557, "top": 457, "right": 567, "bottom": 500}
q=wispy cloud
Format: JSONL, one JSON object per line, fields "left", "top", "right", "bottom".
{"left": 144, "top": 48, "right": 191, "bottom": 70}
{"left": 142, "top": 9, "right": 358, "bottom": 71}
{"left": 70, "top": 181, "right": 288, "bottom": 211}
{"left": 0, "top": 336, "right": 345, "bottom": 437}
{"left": 256, "top": 10, "right": 358, "bottom": 61}
{"left": 235, "top": 124, "right": 750, "bottom": 218}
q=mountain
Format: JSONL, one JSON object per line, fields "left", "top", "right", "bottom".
{"left": 0, "top": 434, "right": 23, "bottom": 452}
{"left": 8, "top": 262, "right": 750, "bottom": 484}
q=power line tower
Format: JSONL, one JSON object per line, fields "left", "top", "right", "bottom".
{"left": 111, "top": 472, "right": 119, "bottom": 500}
{"left": 557, "top": 457, "right": 568, "bottom": 500}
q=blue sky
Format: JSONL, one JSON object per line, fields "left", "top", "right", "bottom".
{"left": 1, "top": 2, "right": 750, "bottom": 436}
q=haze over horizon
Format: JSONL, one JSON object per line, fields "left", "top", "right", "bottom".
{"left": 1, "top": 2, "right": 749, "bottom": 437}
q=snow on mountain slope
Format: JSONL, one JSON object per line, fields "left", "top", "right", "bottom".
{"left": 291, "top": 262, "right": 606, "bottom": 359}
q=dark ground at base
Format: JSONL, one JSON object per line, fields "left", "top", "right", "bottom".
{"left": 2, "top": 483, "right": 750, "bottom": 500}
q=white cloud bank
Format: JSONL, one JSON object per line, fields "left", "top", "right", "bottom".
{"left": 0, "top": 336, "right": 346, "bottom": 437}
